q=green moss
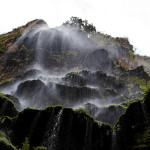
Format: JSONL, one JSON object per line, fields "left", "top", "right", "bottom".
{"left": 33, "top": 146, "right": 46, "bottom": 150}
{"left": 65, "top": 50, "right": 77, "bottom": 57}
{"left": 0, "top": 93, "right": 18, "bottom": 118}
{"left": 0, "top": 130, "right": 17, "bottom": 150}
{"left": 129, "top": 50, "right": 135, "bottom": 60}
{"left": 75, "top": 107, "right": 90, "bottom": 116}
{"left": 120, "top": 99, "right": 139, "bottom": 108}
{"left": 0, "top": 93, "right": 14, "bottom": 104}
{"left": 143, "top": 86, "right": 150, "bottom": 100}
{"left": 66, "top": 72, "right": 79, "bottom": 77}
{"left": 0, "top": 28, "right": 22, "bottom": 53}
{"left": 126, "top": 76, "right": 147, "bottom": 90}
{"left": 0, "top": 78, "right": 13, "bottom": 85}
{"left": 21, "top": 137, "right": 30, "bottom": 150}
{"left": 131, "top": 130, "right": 150, "bottom": 149}
{"left": 132, "top": 144, "right": 150, "bottom": 150}
{"left": 52, "top": 54, "right": 64, "bottom": 63}
{"left": 136, "top": 130, "right": 150, "bottom": 145}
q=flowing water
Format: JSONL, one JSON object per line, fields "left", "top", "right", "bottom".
{"left": 84, "top": 118, "right": 93, "bottom": 150}
{"left": 141, "top": 102, "right": 150, "bottom": 128}
{"left": 111, "top": 130, "right": 118, "bottom": 150}
{"left": 47, "top": 109, "right": 63, "bottom": 150}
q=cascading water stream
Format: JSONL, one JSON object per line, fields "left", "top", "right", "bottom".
{"left": 47, "top": 109, "right": 63, "bottom": 150}
{"left": 141, "top": 102, "right": 150, "bottom": 128}
{"left": 84, "top": 118, "right": 93, "bottom": 150}
{"left": 111, "top": 130, "right": 118, "bottom": 150}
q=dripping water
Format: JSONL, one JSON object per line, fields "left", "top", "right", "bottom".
{"left": 47, "top": 109, "right": 63, "bottom": 150}
{"left": 111, "top": 130, "right": 118, "bottom": 150}
{"left": 84, "top": 118, "right": 93, "bottom": 150}
{"left": 141, "top": 102, "right": 150, "bottom": 128}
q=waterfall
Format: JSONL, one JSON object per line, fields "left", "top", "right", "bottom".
{"left": 141, "top": 102, "right": 150, "bottom": 128}
{"left": 47, "top": 109, "right": 63, "bottom": 150}
{"left": 111, "top": 130, "right": 118, "bottom": 150}
{"left": 84, "top": 118, "right": 93, "bottom": 150}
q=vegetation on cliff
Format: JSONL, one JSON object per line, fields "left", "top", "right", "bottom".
{"left": 0, "top": 17, "right": 149, "bottom": 150}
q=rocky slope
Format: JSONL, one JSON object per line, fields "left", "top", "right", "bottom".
{"left": 0, "top": 18, "right": 150, "bottom": 150}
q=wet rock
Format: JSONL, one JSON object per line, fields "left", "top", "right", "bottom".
{"left": 130, "top": 84, "right": 143, "bottom": 93}
{"left": 0, "top": 69, "right": 41, "bottom": 91}
{"left": 115, "top": 99, "right": 150, "bottom": 150}
{"left": 0, "top": 130, "right": 17, "bottom": 150}
{"left": 7, "top": 106, "right": 112, "bottom": 150}
{"left": 62, "top": 72, "right": 86, "bottom": 86}
{"left": 15, "top": 79, "right": 48, "bottom": 107}
{"left": 143, "top": 88, "right": 150, "bottom": 115}
{"left": 84, "top": 49, "right": 113, "bottom": 71}
{"left": 79, "top": 70, "right": 124, "bottom": 90}
{"left": 0, "top": 93, "right": 18, "bottom": 118}
{"left": 125, "top": 66, "right": 150, "bottom": 81}
{"left": 84, "top": 103, "right": 125, "bottom": 126}
{"left": 4, "top": 94, "right": 21, "bottom": 110}
{"left": 56, "top": 83, "right": 101, "bottom": 102}
{"left": 14, "top": 69, "right": 41, "bottom": 81}
{"left": 130, "top": 92, "right": 144, "bottom": 100}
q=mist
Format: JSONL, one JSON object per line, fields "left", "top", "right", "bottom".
{"left": 0, "top": 22, "right": 142, "bottom": 126}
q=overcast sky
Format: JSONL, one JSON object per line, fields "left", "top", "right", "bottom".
{"left": 0, "top": 0, "right": 150, "bottom": 56}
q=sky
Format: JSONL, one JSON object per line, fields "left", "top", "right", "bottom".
{"left": 0, "top": 0, "right": 150, "bottom": 56}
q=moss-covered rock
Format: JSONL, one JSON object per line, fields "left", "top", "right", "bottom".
{"left": 62, "top": 72, "right": 86, "bottom": 86}
{"left": 143, "top": 87, "right": 150, "bottom": 114}
{"left": 129, "top": 66, "right": 150, "bottom": 81}
{"left": 79, "top": 70, "right": 126, "bottom": 95}
{"left": 4, "top": 94, "right": 21, "bottom": 110}
{"left": 114, "top": 97, "right": 150, "bottom": 150}
{"left": 15, "top": 79, "right": 49, "bottom": 107}
{"left": 0, "top": 93, "right": 18, "bottom": 118}
{"left": 0, "top": 69, "right": 41, "bottom": 91}
{"left": 130, "top": 84, "right": 144, "bottom": 93}
{"left": 0, "top": 130, "right": 17, "bottom": 150}
{"left": 84, "top": 103, "right": 125, "bottom": 126}
{"left": 56, "top": 82, "right": 101, "bottom": 101}
{"left": 4, "top": 106, "right": 112, "bottom": 150}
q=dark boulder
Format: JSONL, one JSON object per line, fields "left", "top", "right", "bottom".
{"left": 15, "top": 79, "right": 48, "bottom": 107}
{"left": 114, "top": 99, "right": 150, "bottom": 150}
{"left": 0, "top": 69, "right": 41, "bottom": 91}
{"left": 128, "top": 66, "right": 150, "bottom": 81}
{"left": 84, "top": 49, "right": 113, "bottom": 71}
{"left": 5, "top": 94, "right": 21, "bottom": 110}
{"left": 62, "top": 72, "right": 86, "bottom": 86}
{"left": 56, "top": 83, "right": 101, "bottom": 103}
{"left": 0, "top": 93, "right": 18, "bottom": 118}
{"left": 84, "top": 103, "right": 125, "bottom": 126}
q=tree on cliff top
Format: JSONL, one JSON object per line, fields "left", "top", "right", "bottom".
{"left": 63, "top": 16, "right": 96, "bottom": 33}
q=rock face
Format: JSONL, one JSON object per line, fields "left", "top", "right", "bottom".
{"left": 0, "top": 130, "right": 17, "bottom": 150}
{"left": 15, "top": 79, "right": 49, "bottom": 107}
{"left": 0, "top": 106, "right": 112, "bottom": 150}
{"left": 0, "top": 94, "right": 18, "bottom": 117}
{"left": 84, "top": 103, "right": 125, "bottom": 126}
{"left": 4, "top": 94, "right": 21, "bottom": 110}
{"left": 128, "top": 66, "right": 150, "bottom": 81}
{"left": 114, "top": 98, "right": 150, "bottom": 150}
{"left": 62, "top": 72, "right": 86, "bottom": 86}
{"left": 56, "top": 83, "right": 101, "bottom": 102}
{"left": 84, "top": 49, "right": 113, "bottom": 71}
{"left": 0, "top": 18, "right": 150, "bottom": 150}
{"left": 0, "top": 69, "right": 41, "bottom": 92}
